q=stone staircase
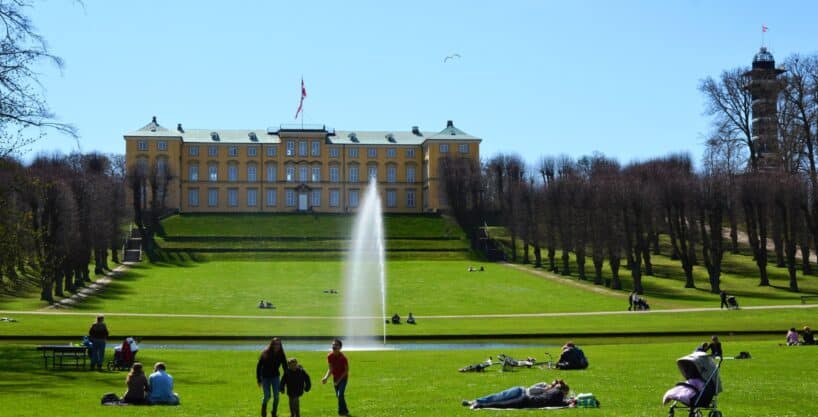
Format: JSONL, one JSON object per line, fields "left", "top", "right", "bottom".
{"left": 123, "top": 228, "right": 142, "bottom": 262}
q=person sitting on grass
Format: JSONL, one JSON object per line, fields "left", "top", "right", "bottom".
{"left": 803, "top": 326, "right": 815, "bottom": 345}
{"left": 406, "top": 313, "right": 416, "bottom": 325}
{"left": 391, "top": 313, "right": 401, "bottom": 324}
{"left": 462, "top": 379, "right": 573, "bottom": 409}
{"left": 121, "top": 362, "right": 149, "bottom": 405}
{"left": 787, "top": 327, "right": 800, "bottom": 346}
{"left": 555, "top": 342, "right": 588, "bottom": 370}
{"left": 147, "top": 362, "right": 180, "bottom": 405}
{"left": 706, "top": 336, "right": 723, "bottom": 358}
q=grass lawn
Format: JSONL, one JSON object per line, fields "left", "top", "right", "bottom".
{"left": 1, "top": 338, "right": 816, "bottom": 417}
{"left": 161, "top": 213, "right": 465, "bottom": 238}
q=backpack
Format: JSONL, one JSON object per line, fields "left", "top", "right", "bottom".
{"left": 100, "top": 392, "right": 120, "bottom": 405}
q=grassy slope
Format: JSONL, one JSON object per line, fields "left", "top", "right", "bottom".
{"left": 1, "top": 340, "right": 816, "bottom": 417}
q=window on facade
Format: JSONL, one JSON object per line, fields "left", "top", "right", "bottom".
{"left": 157, "top": 141, "right": 167, "bottom": 151}
{"left": 368, "top": 165, "right": 377, "bottom": 180}
{"left": 367, "top": 147, "right": 377, "bottom": 158}
{"left": 349, "top": 147, "right": 358, "bottom": 158}
{"left": 458, "top": 143, "right": 469, "bottom": 153}
{"left": 228, "top": 146, "right": 238, "bottom": 157}
{"left": 208, "top": 188, "right": 218, "bottom": 206}
{"left": 406, "top": 148, "right": 415, "bottom": 158}
{"left": 267, "top": 146, "right": 277, "bottom": 157}
{"left": 406, "top": 189, "right": 416, "bottom": 208}
{"left": 157, "top": 158, "right": 168, "bottom": 176}
{"left": 311, "top": 141, "right": 320, "bottom": 157}
{"left": 406, "top": 165, "right": 416, "bottom": 183}
{"left": 247, "top": 164, "right": 257, "bottom": 182}
{"left": 298, "top": 141, "right": 307, "bottom": 157}
{"left": 298, "top": 165, "right": 308, "bottom": 182}
{"left": 136, "top": 157, "right": 149, "bottom": 173}
{"left": 312, "top": 189, "right": 321, "bottom": 207}
{"left": 349, "top": 190, "right": 359, "bottom": 208}
{"left": 188, "top": 189, "right": 199, "bottom": 207}
{"left": 286, "top": 141, "right": 295, "bottom": 157}
{"left": 349, "top": 165, "right": 359, "bottom": 183}
{"left": 208, "top": 164, "right": 218, "bottom": 181}
{"left": 189, "top": 145, "right": 199, "bottom": 156}
{"left": 228, "top": 188, "right": 238, "bottom": 207}
{"left": 247, "top": 189, "right": 258, "bottom": 207}
{"left": 329, "top": 147, "right": 339, "bottom": 158}
{"left": 329, "top": 165, "right": 340, "bottom": 183}
{"left": 311, "top": 166, "right": 321, "bottom": 182}
{"left": 329, "top": 189, "right": 340, "bottom": 207}
{"left": 285, "top": 165, "right": 295, "bottom": 182}
{"left": 189, "top": 164, "right": 199, "bottom": 182}
{"left": 138, "top": 141, "right": 148, "bottom": 151}
{"left": 266, "top": 164, "right": 277, "bottom": 182}
{"left": 386, "top": 148, "right": 396, "bottom": 158}
{"left": 386, "top": 165, "right": 397, "bottom": 183}
{"left": 208, "top": 145, "right": 218, "bottom": 157}
{"left": 286, "top": 189, "right": 296, "bottom": 207}
{"left": 248, "top": 146, "right": 258, "bottom": 157}
{"left": 228, "top": 163, "right": 238, "bottom": 182}
{"left": 386, "top": 190, "right": 397, "bottom": 208}
{"left": 439, "top": 143, "right": 449, "bottom": 153}
{"left": 266, "top": 189, "right": 277, "bottom": 207}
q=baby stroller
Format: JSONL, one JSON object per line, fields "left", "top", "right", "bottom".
{"left": 107, "top": 337, "right": 138, "bottom": 371}
{"left": 664, "top": 352, "right": 723, "bottom": 417}
{"left": 726, "top": 296, "right": 739, "bottom": 310}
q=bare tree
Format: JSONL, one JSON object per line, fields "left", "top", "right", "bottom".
{"left": 0, "top": 0, "right": 77, "bottom": 156}
{"left": 700, "top": 68, "right": 756, "bottom": 171}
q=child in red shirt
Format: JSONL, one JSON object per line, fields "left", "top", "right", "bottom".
{"left": 321, "top": 338, "right": 349, "bottom": 416}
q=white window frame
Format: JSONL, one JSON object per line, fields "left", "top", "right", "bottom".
{"left": 208, "top": 145, "right": 218, "bottom": 157}
{"left": 311, "top": 141, "right": 320, "bottom": 157}
{"left": 386, "top": 148, "right": 396, "bottom": 158}
{"left": 138, "top": 140, "right": 148, "bottom": 151}
{"left": 247, "top": 188, "right": 258, "bottom": 207}
{"left": 286, "top": 141, "right": 295, "bottom": 157}
{"left": 386, "top": 190, "right": 397, "bottom": 208}
{"left": 266, "top": 164, "right": 277, "bottom": 182}
{"left": 208, "top": 164, "right": 218, "bottom": 182}
{"left": 367, "top": 147, "right": 377, "bottom": 158}
{"left": 406, "top": 148, "right": 416, "bottom": 158}
{"left": 349, "top": 147, "right": 359, "bottom": 158}
{"left": 406, "top": 165, "right": 416, "bottom": 183}
{"left": 311, "top": 166, "right": 321, "bottom": 182}
{"left": 227, "top": 188, "right": 239, "bottom": 207}
{"left": 286, "top": 189, "right": 296, "bottom": 207}
{"left": 298, "top": 141, "right": 308, "bottom": 157}
{"left": 329, "top": 165, "right": 340, "bottom": 183}
{"left": 188, "top": 145, "right": 199, "bottom": 156}
{"left": 189, "top": 164, "right": 199, "bottom": 182}
{"left": 349, "top": 190, "right": 359, "bottom": 208}
{"left": 267, "top": 146, "right": 277, "bottom": 157}
{"left": 458, "top": 143, "right": 469, "bottom": 153}
{"left": 406, "top": 189, "right": 416, "bottom": 208}
{"left": 349, "top": 165, "right": 359, "bottom": 183}
{"left": 247, "top": 164, "right": 257, "bottom": 182}
{"left": 228, "top": 146, "right": 239, "bottom": 157}
{"left": 248, "top": 146, "right": 258, "bottom": 157}
{"left": 329, "top": 147, "right": 340, "bottom": 158}
{"left": 368, "top": 165, "right": 377, "bottom": 180}
{"left": 386, "top": 165, "right": 397, "bottom": 183}
{"left": 311, "top": 189, "right": 321, "bottom": 207}
{"left": 228, "top": 163, "right": 239, "bottom": 182}
{"left": 439, "top": 143, "right": 449, "bottom": 153}
{"left": 298, "top": 165, "right": 308, "bottom": 182}
{"left": 286, "top": 165, "right": 295, "bottom": 182}
{"left": 157, "top": 141, "right": 168, "bottom": 151}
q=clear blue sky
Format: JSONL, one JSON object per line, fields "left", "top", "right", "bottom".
{"left": 23, "top": 0, "right": 818, "bottom": 168}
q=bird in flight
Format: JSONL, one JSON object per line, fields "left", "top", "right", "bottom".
{"left": 444, "top": 53, "right": 461, "bottom": 63}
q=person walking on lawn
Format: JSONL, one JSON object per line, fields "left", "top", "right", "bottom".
{"left": 322, "top": 338, "right": 350, "bottom": 416}
{"left": 280, "top": 357, "right": 311, "bottom": 417}
{"left": 257, "top": 337, "right": 287, "bottom": 417}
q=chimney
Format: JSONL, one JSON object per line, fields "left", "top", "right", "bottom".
{"left": 177, "top": 123, "right": 184, "bottom": 133}
{"left": 411, "top": 126, "right": 421, "bottom": 136}
{"left": 152, "top": 116, "right": 157, "bottom": 124}
{"left": 446, "top": 120, "right": 454, "bottom": 128}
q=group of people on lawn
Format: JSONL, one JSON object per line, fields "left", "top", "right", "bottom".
{"left": 786, "top": 326, "right": 815, "bottom": 345}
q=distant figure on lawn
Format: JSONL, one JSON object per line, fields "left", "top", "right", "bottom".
{"left": 406, "top": 312, "right": 416, "bottom": 324}
{"left": 786, "top": 328, "right": 800, "bottom": 346}
{"left": 720, "top": 290, "right": 728, "bottom": 309}
{"left": 705, "top": 336, "right": 723, "bottom": 358}
{"left": 803, "top": 326, "right": 815, "bottom": 345}
{"left": 258, "top": 300, "right": 275, "bottom": 309}
{"left": 257, "top": 337, "right": 287, "bottom": 417}
{"left": 148, "top": 362, "right": 180, "bottom": 405}
{"left": 391, "top": 313, "right": 401, "bottom": 324}
{"left": 628, "top": 292, "right": 637, "bottom": 311}
{"left": 88, "top": 315, "right": 109, "bottom": 371}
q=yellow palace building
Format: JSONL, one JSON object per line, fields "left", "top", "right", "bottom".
{"left": 124, "top": 117, "right": 481, "bottom": 213}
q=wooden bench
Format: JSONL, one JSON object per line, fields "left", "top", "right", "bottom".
{"left": 36, "top": 345, "right": 89, "bottom": 370}
{"left": 801, "top": 295, "right": 818, "bottom": 304}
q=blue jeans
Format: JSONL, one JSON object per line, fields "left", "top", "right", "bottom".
{"left": 89, "top": 339, "right": 106, "bottom": 368}
{"left": 334, "top": 378, "right": 349, "bottom": 415}
{"left": 261, "top": 376, "right": 281, "bottom": 413}
{"left": 474, "top": 386, "right": 526, "bottom": 408}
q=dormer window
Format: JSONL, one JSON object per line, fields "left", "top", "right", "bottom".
{"left": 386, "top": 133, "right": 396, "bottom": 143}
{"left": 348, "top": 132, "right": 358, "bottom": 143}
{"left": 210, "top": 132, "right": 220, "bottom": 141}
{"left": 248, "top": 132, "right": 258, "bottom": 141}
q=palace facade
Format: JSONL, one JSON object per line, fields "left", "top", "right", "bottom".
{"left": 123, "top": 117, "right": 481, "bottom": 213}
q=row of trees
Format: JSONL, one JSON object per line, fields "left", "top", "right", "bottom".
{"left": 0, "top": 153, "right": 128, "bottom": 302}
{"left": 442, "top": 51, "right": 818, "bottom": 294}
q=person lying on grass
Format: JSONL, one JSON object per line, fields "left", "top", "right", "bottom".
{"left": 462, "top": 379, "right": 574, "bottom": 409}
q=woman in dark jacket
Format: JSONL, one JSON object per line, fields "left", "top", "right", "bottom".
{"left": 257, "top": 337, "right": 287, "bottom": 417}
{"left": 122, "top": 362, "right": 149, "bottom": 404}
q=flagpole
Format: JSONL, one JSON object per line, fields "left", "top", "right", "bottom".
{"left": 301, "top": 75, "right": 304, "bottom": 130}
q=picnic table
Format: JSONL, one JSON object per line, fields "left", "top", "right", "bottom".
{"left": 36, "top": 345, "right": 88, "bottom": 370}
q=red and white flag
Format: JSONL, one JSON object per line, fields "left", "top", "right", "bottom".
{"left": 762, "top": 25, "right": 768, "bottom": 32}
{"left": 294, "top": 78, "right": 307, "bottom": 119}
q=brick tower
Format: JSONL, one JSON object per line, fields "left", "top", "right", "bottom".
{"left": 744, "top": 46, "right": 786, "bottom": 170}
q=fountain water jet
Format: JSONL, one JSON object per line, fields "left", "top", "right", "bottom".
{"left": 342, "top": 178, "right": 387, "bottom": 348}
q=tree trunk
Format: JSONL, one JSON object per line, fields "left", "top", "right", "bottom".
{"left": 561, "top": 250, "right": 571, "bottom": 276}
{"left": 533, "top": 245, "right": 542, "bottom": 268}
{"left": 576, "top": 246, "right": 586, "bottom": 280}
